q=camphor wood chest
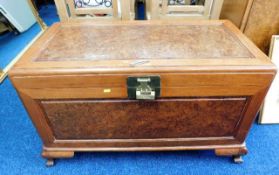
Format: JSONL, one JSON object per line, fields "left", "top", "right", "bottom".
{"left": 9, "top": 20, "right": 276, "bottom": 166}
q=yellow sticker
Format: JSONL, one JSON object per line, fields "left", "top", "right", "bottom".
{"left": 103, "top": 89, "right": 111, "bottom": 93}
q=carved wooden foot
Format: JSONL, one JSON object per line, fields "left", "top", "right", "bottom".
{"left": 215, "top": 146, "right": 248, "bottom": 164}
{"left": 42, "top": 150, "right": 75, "bottom": 167}
{"left": 46, "top": 159, "right": 55, "bottom": 167}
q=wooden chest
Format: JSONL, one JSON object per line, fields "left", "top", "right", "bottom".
{"left": 9, "top": 20, "right": 276, "bottom": 166}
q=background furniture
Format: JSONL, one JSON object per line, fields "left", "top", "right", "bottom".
{"left": 0, "top": 12, "right": 18, "bottom": 34}
{"left": 27, "top": 0, "right": 48, "bottom": 30}
{"left": 66, "top": 0, "right": 119, "bottom": 19}
{"left": 146, "top": 0, "right": 224, "bottom": 20}
{"left": 54, "top": 0, "right": 135, "bottom": 21}
{"left": 220, "top": 0, "right": 251, "bottom": 29}
{"left": 220, "top": 0, "right": 279, "bottom": 54}
{"left": 121, "top": 0, "right": 136, "bottom": 20}
{"left": 0, "top": 0, "right": 36, "bottom": 32}
{"left": 259, "top": 36, "right": 279, "bottom": 124}
{"left": 0, "top": 0, "right": 44, "bottom": 83}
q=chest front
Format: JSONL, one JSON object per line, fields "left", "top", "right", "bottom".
{"left": 9, "top": 20, "right": 276, "bottom": 166}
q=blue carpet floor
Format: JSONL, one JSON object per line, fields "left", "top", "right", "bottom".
{"left": 1, "top": 4, "right": 279, "bottom": 175}
{"left": 0, "top": 5, "right": 58, "bottom": 69}
{"left": 0, "top": 25, "right": 40, "bottom": 69}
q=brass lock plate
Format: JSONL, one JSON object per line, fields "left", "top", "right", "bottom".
{"left": 127, "top": 76, "right": 161, "bottom": 100}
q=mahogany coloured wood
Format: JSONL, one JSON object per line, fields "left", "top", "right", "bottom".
{"left": 220, "top": 0, "right": 250, "bottom": 28}
{"left": 41, "top": 98, "right": 247, "bottom": 139}
{"left": 9, "top": 20, "right": 276, "bottom": 165}
{"left": 221, "top": 0, "right": 279, "bottom": 54}
{"left": 243, "top": 0, "right": 279, "bottom": 54}
{"left": 35, "top": 24, "right": 253, "bottom": 62}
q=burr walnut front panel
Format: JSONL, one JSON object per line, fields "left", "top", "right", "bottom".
{"left": 41, "top": 98, "right": 247, "bottom": 140}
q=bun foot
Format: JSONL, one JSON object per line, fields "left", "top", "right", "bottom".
{"left": 233, "top": 155, "right": 244, "bottom": 164}
{"left": 215, "top": 144, "right": 247, "bottom": 164}
{"left": 46, "top": 159, "right": 55, "bottom": 167}
{"left": 42, "top": 150, "right": 74, "bottom": 166}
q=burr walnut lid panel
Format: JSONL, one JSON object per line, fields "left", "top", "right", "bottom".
{"left": 35, "top": 23, "right": 253, "bottom": 61}
{"left": 9, "top": 20, "right": 275, "bottom": 76}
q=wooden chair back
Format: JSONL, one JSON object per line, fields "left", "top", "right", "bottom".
{"left": 146, "top": 0, "right": 224, "bottom": 20}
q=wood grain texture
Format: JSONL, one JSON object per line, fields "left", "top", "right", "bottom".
{"left": 215, "top": 146, "right": 248, "bottom": 156}
{"left": 243, "top": 0, "right": 279, "bottom": 54}
{"left": 220, "top": 0, "right": 250, "bottom": 28}
{"left": 41, "top": 98, "right": 247, "bottom": 139}
{"left": 42, "top": 150, "right": 74, "bottom": 158}
{"left": 222, "top": 0, "right": 279, "bottom": 53}
{"left": 53, "top": 0, "right": 69, "bottom": 21}
{"left": 210, "top": 0, "right": 224, "bottom": 19}
{"left": 34, "top": 24, "right": 252, "bottom": 62}
{"left": 239, "top": 0, "right": 254, "bottom": 32}
{"left": 8, "top": 20, "right": 276, "bottom": 164}
{"left": 8, "top": 20, "right": 275, "bottom": 77}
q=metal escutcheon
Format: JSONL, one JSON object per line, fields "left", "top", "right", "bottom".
{"left": 127, "top": 76, "right": 161, "bottom": 100}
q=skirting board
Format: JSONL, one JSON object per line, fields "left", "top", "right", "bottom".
{"left": 0, "top": 30, "right": 44, "bottom": 83}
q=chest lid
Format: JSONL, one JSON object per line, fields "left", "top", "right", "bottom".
{"left": 10, "top": 20, "right": 275, "bottom": 76}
